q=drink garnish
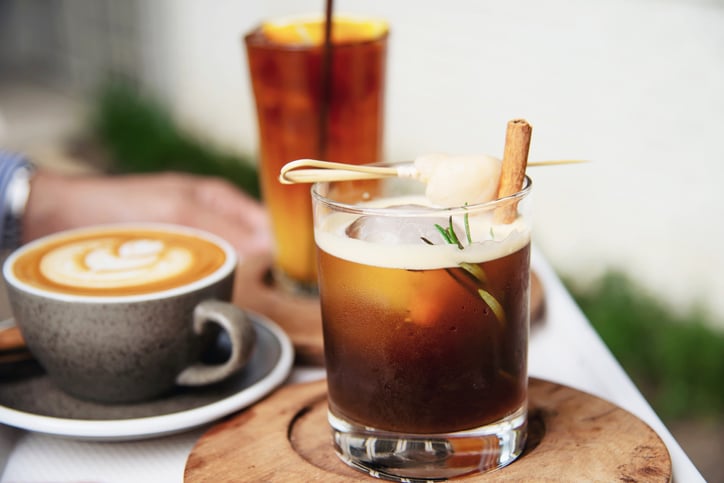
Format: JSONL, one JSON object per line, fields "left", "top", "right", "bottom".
{"left": 433, "top": 216, "right": 464, "bottom": 249}
{"left": 422, "top": 214, "right": 506, "bottom": 325}
{"left": 278, "top": 157, "right": 586, "bottom": 185}
{"left": 495, "top": 119, "right": 531, "bottom": 223}
{"left": 261, "top": 15, "right": 388, "bottom": 45}
{"left": 478, "top": 288, "right": 507, "bottom": 325}
{"left": 464, "top": 205, "right": 472, "bottom": 244}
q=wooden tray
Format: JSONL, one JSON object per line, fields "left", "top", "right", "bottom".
{"left": 185, "top": 378, "right": 671, "bottom": 482}
{"left": 232, "top": 256, "right": 546, "bottom": 366}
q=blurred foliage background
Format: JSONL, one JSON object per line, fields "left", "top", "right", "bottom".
{"left": 92, "top": 83, "right": 260, "bottom": 199}
{"left": 568, "top": 272, "right": 724, "bottom": 421}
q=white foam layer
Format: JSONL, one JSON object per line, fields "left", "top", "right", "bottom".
{"left": 315, "top": 196, "right": 531, "bottom": 269}
{"left": 39, "top": 237, "right": 194, "bottom": 289}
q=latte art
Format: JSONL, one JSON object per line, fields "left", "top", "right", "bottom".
{"left": 40, "top": 238, "right": 195, "bottom": 290}
{"left": 10, "top": 227, "right": 228, "bottom": 297}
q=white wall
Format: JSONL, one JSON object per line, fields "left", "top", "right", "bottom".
{"left": 137, "top": 0, "right": 724, "bottom": 327}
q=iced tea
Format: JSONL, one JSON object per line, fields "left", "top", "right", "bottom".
{"left": 245, "top": 16, "right": 388, "bottom": 292}
{"left": 313, "top": 171, "right": 532, "bottom": 479}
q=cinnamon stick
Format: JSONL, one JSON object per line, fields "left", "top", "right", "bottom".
{"left": 495, "top": 119, "right": 532, "bottom": 223}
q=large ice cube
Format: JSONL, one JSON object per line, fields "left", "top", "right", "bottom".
{"left": 414, "top": 153, "right": 502, "bottom": 207}
{"left": 346, "top": 205, "right": 465, "bottom": 245}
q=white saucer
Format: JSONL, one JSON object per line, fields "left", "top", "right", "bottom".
{"left": 0, "top": 312, "right": 294, "bottom": 441}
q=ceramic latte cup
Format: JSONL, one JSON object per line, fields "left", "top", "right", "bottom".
{"left": 2, "top": 223, "right": 256, "bottom": 404}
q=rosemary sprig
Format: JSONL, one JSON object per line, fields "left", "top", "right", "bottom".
{"left": 478, "top": 288, "right": 507, "bottom": 325}
{"left": 464, "top": 207, "right": 472, "bottom": 244}
{"left": 422, "top": 215, "right": 506, "bottom": 325}
{"left": 461, "top": 262, "right": 488, "bottom": 284}
{"left": 433, "top": 212, "right": 472, "bottom": 249}
{"left": 434, "top": 217, "right": 463, "bottom": 249}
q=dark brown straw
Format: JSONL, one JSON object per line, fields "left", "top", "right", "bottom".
{"left": 318, "top": 0, "right": 334, "bottom": 159}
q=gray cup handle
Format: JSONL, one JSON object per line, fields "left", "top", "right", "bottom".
{"left": 176, "top": 299, "right": 257, "bottom": 386}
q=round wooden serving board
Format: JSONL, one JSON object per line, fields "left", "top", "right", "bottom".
{"left": 185, "top": 378, "right": 671, "bottom": 482}
{"left": 233, "top": 256, "right": 546, "bottom": 367}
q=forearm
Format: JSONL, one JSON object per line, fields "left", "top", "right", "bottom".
{"left": 12, "top": 164, "right": 270, "bottom": 258}
{"left": 22, "top": 169, "right": 83, "bottom": 243}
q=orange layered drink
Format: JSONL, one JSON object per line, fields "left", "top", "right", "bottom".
{"left": 245, "top": 15, "right": 388, "bottom": 293}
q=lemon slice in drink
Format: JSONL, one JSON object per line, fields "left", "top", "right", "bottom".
{"left": 261, "top": 15, "right": 388, "bottom": 45}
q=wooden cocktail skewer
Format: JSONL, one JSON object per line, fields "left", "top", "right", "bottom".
{"left": 279, "top": 157, "right": 585, "bottom": 184}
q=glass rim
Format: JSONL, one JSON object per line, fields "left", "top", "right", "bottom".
{"left": 244, "top": 16, "right": 389, "bottom": 50}
{"left": 311, "top": 171, "right": 532, "bottom": 217}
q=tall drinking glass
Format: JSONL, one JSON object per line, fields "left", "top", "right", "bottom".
{"left": 244, "top": 16, "right": 388, "bottom": 294}
{"left": 312, "top": 167, "right": 532, "bottom": 480}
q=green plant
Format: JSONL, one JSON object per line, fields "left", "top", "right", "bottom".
{"left": 92, "top": 82, "right": 260, "bottom": 199}
{"left": 567, "top": 271, "right": 724, "bottom": 420}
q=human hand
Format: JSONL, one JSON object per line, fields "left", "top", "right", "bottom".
{"left": 23, "top": 170, "right": 272, "bottom": 260}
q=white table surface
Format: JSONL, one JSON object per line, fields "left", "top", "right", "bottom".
{"left": 0, "top": 247, "right": 705, "bottom": 482}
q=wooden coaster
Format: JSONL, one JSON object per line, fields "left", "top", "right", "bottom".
{"left": 233, "top": 255, "right": 546, "bottom": 367}
{"left": 0, "top": 325, "right": 33, "bottom": 373}
{"left": 0, "top": 325, "right": 24, "bottom": 352}
{"left": 184, "top": 378, "right": 671, "bottom": 482}
{"left": 233, "top": 256, "right": 325, "bottom": 366}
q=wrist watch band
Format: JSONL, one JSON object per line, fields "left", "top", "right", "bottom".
{"left": 1, "top": 153, "right": 35, "bottom": 250}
